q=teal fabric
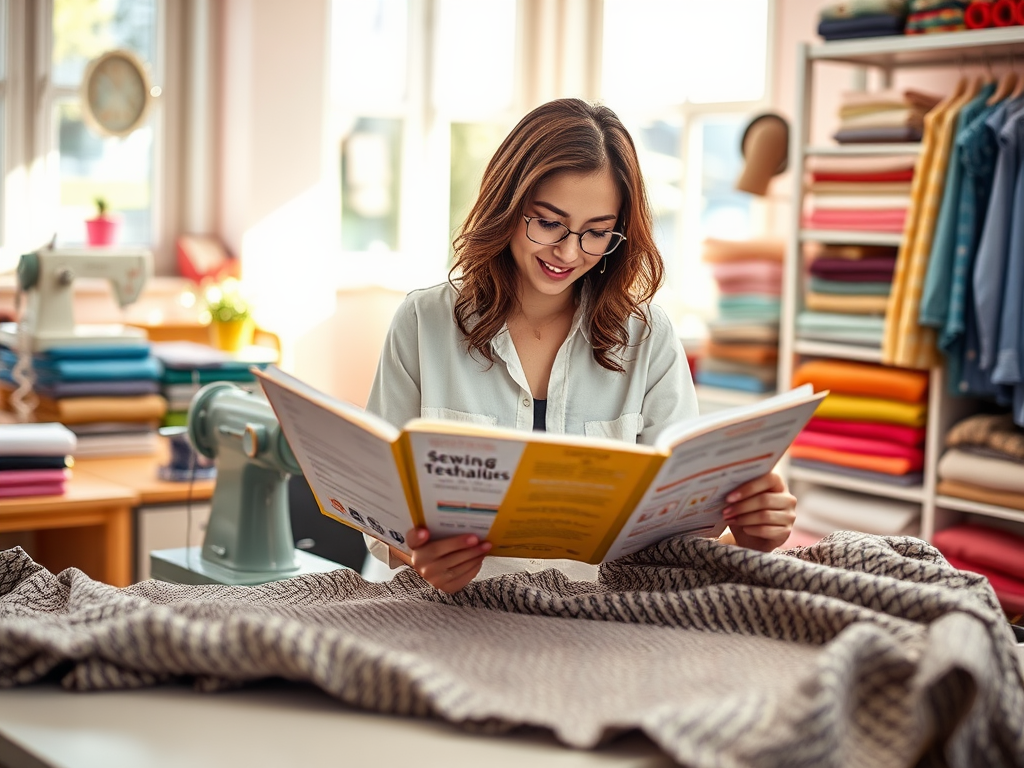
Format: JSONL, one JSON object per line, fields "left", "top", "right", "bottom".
{"left": 809, "top": 276, "right": 891, "bottom": 296}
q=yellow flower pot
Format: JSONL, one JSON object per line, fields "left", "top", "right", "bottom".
{"left": 209, "top": 318, "right": 254, "bottom": 352}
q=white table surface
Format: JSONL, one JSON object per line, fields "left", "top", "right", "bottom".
{"left": 0, "top": 681, "right": 674, "bottom": 768}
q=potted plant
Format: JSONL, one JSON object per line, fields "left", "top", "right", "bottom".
{"left": 203, "top": 278, "right": 255, "bottom": 351}
{"left": 85, "top": 197, "right": 119, "bottom": 246}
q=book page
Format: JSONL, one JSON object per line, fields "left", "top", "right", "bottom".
{"left": 404, "top": 421, "right": 658, "bottom": 563}
{"left": 601, "top": 388, "right": 826, "bottom": 561}
{"left": 255, "top": 367, "right": 416, "bottom": 554}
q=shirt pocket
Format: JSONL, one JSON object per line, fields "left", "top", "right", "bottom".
{"left": 584, "top": 412, "right": 642, "bottom": 444}
{"left": 421, "top": 407, "right": 499, "bottom": 427}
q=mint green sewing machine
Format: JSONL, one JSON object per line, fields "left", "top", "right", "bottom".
{"left": 149, "top": 382, "right": 340, "bottom": 585}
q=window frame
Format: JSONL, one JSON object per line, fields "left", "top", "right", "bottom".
{"left": 0, "top": 0, "right": 185, "bottom": 275}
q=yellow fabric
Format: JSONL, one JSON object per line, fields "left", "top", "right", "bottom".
{"left": 814, "top": 393, "right": 928, "bottom": 427}
{"left": 804, "top": 291, "right": 890, "bottom": 314}
{"left": 883, "top": 77, "right": 976, "bottom": 370}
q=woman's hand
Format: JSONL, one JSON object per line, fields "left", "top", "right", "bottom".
{"left": 406, "top": 527, "right": 492, "bottom": 593}
{"left": 719, "top": 471, "right": 796, "bottom": 552}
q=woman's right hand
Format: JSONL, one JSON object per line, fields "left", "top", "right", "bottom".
{"left": 406, "top": 527, "right": 492, "bottom": 593}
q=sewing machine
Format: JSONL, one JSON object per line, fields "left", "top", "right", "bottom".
{"left": 0, "top": 246, "right": 151, "bottom": 351}
{"left": 149, "top": 381, "right": 341, "bottom": 585}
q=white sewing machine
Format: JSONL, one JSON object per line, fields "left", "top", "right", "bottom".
{"left": 0, "top": 246, "right": 152, "bottom": 351}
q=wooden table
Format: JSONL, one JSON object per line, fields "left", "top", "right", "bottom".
{"left": 0, "top": 474, "right": 138, "bottom": 587}
{"left": 0, "top": 442, "right": 216, "bottom": 588}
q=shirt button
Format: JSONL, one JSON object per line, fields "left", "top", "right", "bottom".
{"left": 523, "top": 397, "right": 530, "bottom": 407}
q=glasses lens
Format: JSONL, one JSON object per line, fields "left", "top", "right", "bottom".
{"left": 580, "top": 231, "right": 625, "bottom": 256}
{"left": 527, "top": 218, "right": 570, "bottom": 245}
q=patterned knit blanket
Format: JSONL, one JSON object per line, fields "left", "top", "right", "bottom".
{"left": 1, "top": 531, "right": 1022, "bottom": 768}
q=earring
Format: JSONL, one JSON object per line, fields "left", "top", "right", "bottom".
{"left": 598, "top": 256, "right": 607, "bottom": 275}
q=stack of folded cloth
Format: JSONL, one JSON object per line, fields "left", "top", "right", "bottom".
{"left": 905, "top": 0, "right": 969, "bottom": 33}
{"left": 933, "top": 523, "right": 1024, "bottom": 615}
{"left": 797, "top": 243, "right": 900, "bottom": 347}
{"left": 817, "top": 0, "right": 908, "bottom": 40}
{"left": 804, "top": 159, "right": 918, "bottom": 233}
{"left": 695, "top": 238, "right": 784, "bottom": 394}
{"left": 0, "top": 342, "right": 165, "bottom": 459}
{"left": 804, "top": 242, "right": 898, "bottom": 317}
{"left": 936, "top": 412, "right": 1024, "bottom": 511}
{"left": 789, "top": 483, "right": 921, "bottom": 544}
{"left": 790, "top": 359, "right": 929, "bottom": 486}
{"left": 0, "top": 422, "right": 76, "bottom": 498}
{"left": 831, "top": 89, "right": 942, "bottom": 144}
{"left": 152, "top": 341, "right": 273, "bottom": 428}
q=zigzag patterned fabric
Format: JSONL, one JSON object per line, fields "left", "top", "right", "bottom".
{"left": 1, "top": 531, "right": 1023, "bottom": 767}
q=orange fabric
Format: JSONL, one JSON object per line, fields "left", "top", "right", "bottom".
{"left": 936, "top": 479, "right": 1024, "bottom": 512}
{"left": 705, "top": 342, "right": 779, "bottom": 365}
{"left": 792, "top": 359, "right": 929, "bottom": 402}
{"left": 701, "top": 238, "right": 785, "bottom": 263}
{"left": 31, "top": 394, "right": 167, "bottom": 425}
{"left": 789, "top": 444, "right": 923, "bottom": 475}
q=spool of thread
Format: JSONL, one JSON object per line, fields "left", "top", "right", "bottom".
{"left": 991, "top": 0, "right": 1018, "bottom": 26}
{"left": 1017, "top": 0, "right": 1024, "bottom": 24}
{"left": 965, "top": 1, "right": 993, "bottom": 28}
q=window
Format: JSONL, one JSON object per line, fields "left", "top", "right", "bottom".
{"left": 330, "top": 0, "right": 773, "bottom": 311}
{"left": 1, "top": 0, "right": 183, "bottom": 274}
{"left": 51, "top": 0, "right": 159, "bottom": 246}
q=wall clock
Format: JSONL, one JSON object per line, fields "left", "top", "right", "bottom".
{"left": 80, "top": 49, "right": 154, "bottom": 138}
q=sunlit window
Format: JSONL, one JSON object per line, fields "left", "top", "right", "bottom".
{"left": 51, "top": 0, "right": 158, "bottom": 247}
{"left": 602, "top": 0, "right": 768, "bottom": 314}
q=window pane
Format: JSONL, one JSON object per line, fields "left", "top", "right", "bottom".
{"left": 629, "top": 117, "right": 684, "bottom": 258}
{"left": 341, "top": 117, "right": 402, "bottom": 251}
{"left": 52, "top": 0, "right": 157, "bottom": 88}
{"left": 449, "top": 121, "right": 509, "bottom": 257}
{"left": 55, "top": 100, "right": 153, "bottom": 246}
{"left": 698, "top": 117, "right": 752, "bottom": 238}
{"left": 602, "top": 0, "right": 766, "bottom": 106}
{"left": 433, "top": 0, "right": 515, "bottom": 115}
{"left": 332, "top": 0, "right": 408, "bottom": 107}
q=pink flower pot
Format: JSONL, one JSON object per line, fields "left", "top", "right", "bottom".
{"left": 85, "top": 216, "right": 119, "bottom": 246}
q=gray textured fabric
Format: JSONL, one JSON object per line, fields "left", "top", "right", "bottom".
{"left": 1, "top": 531, "right": 1023, "bottom": 767}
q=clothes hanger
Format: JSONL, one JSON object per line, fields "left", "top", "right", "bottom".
{"left": 986, "top": 67, "right": 1017, "bottom": 106}
{"left": 1010, "top": 53, "right": 1024, "bottom": 100}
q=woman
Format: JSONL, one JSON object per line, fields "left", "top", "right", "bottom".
{"left": 366, "top": 98, "right": 796, "bottom": 592}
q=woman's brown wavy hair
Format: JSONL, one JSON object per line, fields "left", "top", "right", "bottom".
{"left": 450, "top": 98, "right": 664, "bottom": 373}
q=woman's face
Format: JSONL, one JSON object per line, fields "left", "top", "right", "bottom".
{"left": 511, "top": 167, "right": 622, "bottom": 303}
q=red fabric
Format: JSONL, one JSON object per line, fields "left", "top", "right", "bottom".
{"left": 991, "top": 0, "right": 1018, "bottom": 25}
{"left": 933, "top": 523, "right": 1024, "bottom": 582}
{"left": 809, "top": 168, "right": 915, "bottom": 183}
{"left": 788, "top": 444, "right": 923, "bottom": 474}
{"left": 0, "top": 469, "right": 71, "bottom": 487}
{"left": 804, "top": 209, "right": 907, "bottom": 232}
{"left": 965, "top": 1, "right": 992, "bottom": 28}
{"left": 941, "top": 553, "right": 1024, "bottom": 613}
{"left": 0, "top": 483, "right": 66, "bottom": 499}
{"left": 794, "top": 429, "right": 925, "bottom": 462}
{"left": 806, "top": 417, "right": 926, "bottom": 446}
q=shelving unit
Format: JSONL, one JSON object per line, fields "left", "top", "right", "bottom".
{"left": 781, "top": 27, "right": 1024, "bottom": 543}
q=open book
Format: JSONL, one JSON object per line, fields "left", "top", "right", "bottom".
{"left": 254, "top": 366, "right": 826, "bottom": 564}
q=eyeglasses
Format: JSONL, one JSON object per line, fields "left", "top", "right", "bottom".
{"left": 522, "top": 216, "right": 626, "bottom": 257}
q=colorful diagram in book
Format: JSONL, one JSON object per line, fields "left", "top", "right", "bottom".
{"left": 602, "top": 403, "right": 816, "bottom": 561}
{"left": 256, "top": 372, "right": 416, "bottom": 553}
{"left": 406, "top": 431, "right": 525, "bottom": 537}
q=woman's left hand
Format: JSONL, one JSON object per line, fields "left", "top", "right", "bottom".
{"left": 720, "top": 470, "right": 796, "bottom": 552}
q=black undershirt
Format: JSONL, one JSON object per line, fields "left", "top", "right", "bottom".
{"left": 533, "top": 399, "right": 547, "bottom": 431}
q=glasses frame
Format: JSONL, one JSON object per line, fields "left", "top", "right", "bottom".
{"left": 522, "top": 216, "right": 626, "bottom": 257}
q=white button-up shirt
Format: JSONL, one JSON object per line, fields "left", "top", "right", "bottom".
{"left": 363, "top": 281, "right": 699, "bottom": 570}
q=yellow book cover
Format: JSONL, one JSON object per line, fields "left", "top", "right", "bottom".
{"left": 254, "top": 366, "right": 825, "bottom": 563}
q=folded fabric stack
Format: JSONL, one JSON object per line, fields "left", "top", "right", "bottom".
{"left": 696, "top": 238, "right": 784, "bottom": 394}
{"left": 804, "top": 242, "right": 899, "bottom": 316}
{"left": 833, "top": 89, "right": 941, "bottom": 144}
{"left": 0, "top": 422, "right": 76, "bottom": 498}
{"left": 152, "top": 341, "right": 274, "bottom": 429}
{"left": 905, "top": 0, "right": 969, "bottom": 33}
{"left": 817, "top": 0, "right": 908, "bottom": 40}
{"left": 0, "top": 342, "right": 165, "bottom": 459}
{"left": 936, "top": 412, "right": 1024, "bottom": 511}
{"left": 804, "top": 159, "right": 918, "bottom": 232}
{"left": 790, "top": 483, "right": 921, "bottom": 544}
{"left": 790, "top": 359, "right": 930, "bottom": 486}
{"left": 933, "top": 523, "right": 1024, "bottom": 614}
